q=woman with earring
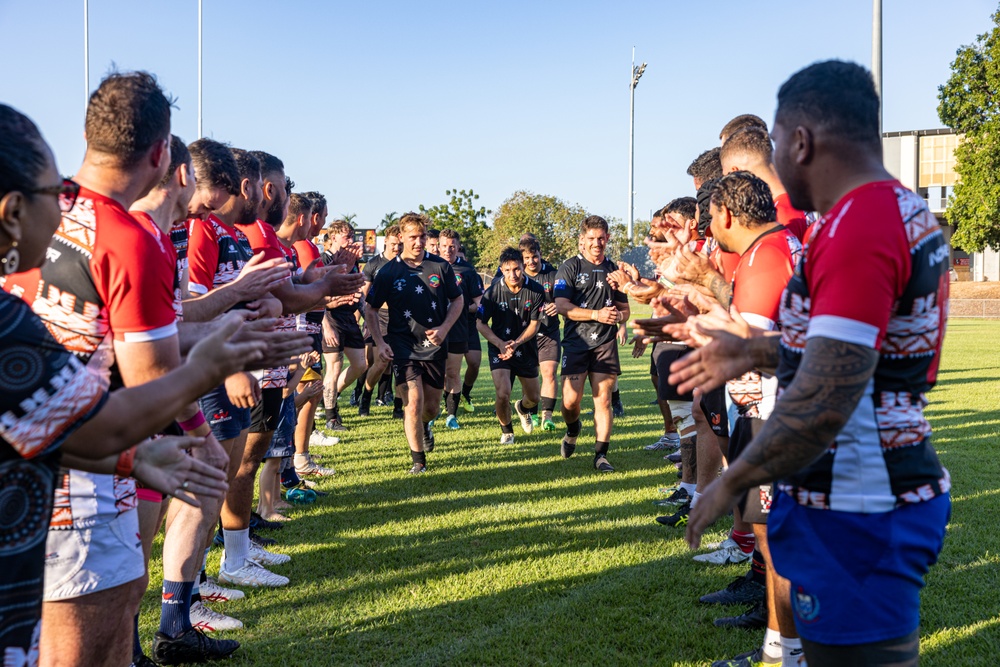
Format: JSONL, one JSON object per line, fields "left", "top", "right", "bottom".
{"left": 0, "top": 104, "right": 266, "bottom": 663}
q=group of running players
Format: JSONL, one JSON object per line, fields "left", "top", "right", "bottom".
{"left": 0, "top": 57, "right": 951, "bottom": 667}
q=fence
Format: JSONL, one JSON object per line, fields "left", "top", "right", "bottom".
{"left": 950, "top": 299, "right": 1000, "bottom": 318}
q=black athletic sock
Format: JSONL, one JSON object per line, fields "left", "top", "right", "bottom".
{"left": 750, "top": 549, "right": 766, "bottom": 585}
{"left": 353, "top": 376, "right": 363, "bottom": 399}
{"left": 500, "top": 422, "right": 514, "bottom": 434}
{"left": 462, "top": 382, "right": 474, "bottom": 401}
{"left": 132, "top": 613, "right": 143, "bottom": 661}
{"left": 566, "top": 419, "right": 582, "bottom": 438}
{"left": 540, "top": 396, "right": 556, "bottom": 412}
{"left": 393, "top": 397, "right": 403, "bottom": 413}
{"left": 378, "top": 374, "right": 392, "bottom": 399}
{"left": 595, "top": 441, "right": 609, "bottom": 458}
{"left": 527, "top": 402, "right": 538, "bottom": 415}
{"left": 411, "top": 450, "right": 426, "bottom": 465}
{"left": 612, "top": 389, "right": 621, "bottom": 404}
{"left": 446, "top": 392, "right": 460, "bottom": 417}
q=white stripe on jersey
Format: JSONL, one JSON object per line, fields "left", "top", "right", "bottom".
{"left": 829, "top": 379, "right": 896, "bottom": 513}
{"left": 806, "top": 314, "right": 880, "bottom": 349}
{"left": 121, "top": 322, "right": 179, "bottom": 343}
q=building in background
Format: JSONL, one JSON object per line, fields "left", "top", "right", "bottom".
{"left": 883, "top": 128, "right": 999, "bottom": 281}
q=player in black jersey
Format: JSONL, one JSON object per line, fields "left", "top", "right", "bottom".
{"left": 456, "top": 244, "right": 485, "bottom": 414}
{"left": 554, "top": 216, "right": 629, "bottom": 472}
{"left": 365, "top": 213, "right": 464, "bottom": 473}
{"left": 438, "top": 229, "right": 484, "bottom": 430}
{"left": 477, "top": 248, "right": 544, "bottom": 444}
{"left": 519, "top": 238, "right": 560, "bottom": 431}
{"left": 358, "top": 225, "right": 402, "bottom": 416}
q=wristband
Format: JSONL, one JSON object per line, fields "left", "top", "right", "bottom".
{"left": 591, "top": 310, "right": 598, "bottom": 321}
{"left": 116, "top": 445, "right": 137, "bottom": 478}
{"left": 178, "top": 411, "right": 207, "bottom": 432}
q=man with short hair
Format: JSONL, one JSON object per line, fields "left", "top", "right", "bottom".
{"left": 680, "top": 60, "right": 951, "bottom": 667}
{"left": 359, "top": 225, "right": 402, "bottom": 417}
{"left": 687, "top": 148, "right": 723, "bottom": 189}
{"left": 554, "top": 216, "right": 629, "bottom": 472}
{"left": 319, "top": 219, "right": 367, "bottom": 431}
{"left": 438, "top": 228, "right": 484, "bottom": 430}
{"left": 719, "top": 113, "right": 769, "bottom": 143}
{"left": 720, "top": 126, "right": 810, "bottom": 241}
{"left": 365, "top": 213, "right": 464, "bottom": 473}
{"left": 519, "top": 238, "right": 560, "bottom": 431}
{"left": 425, "top": 228, "right": 440, "bottom": 256}
{"left": 478, "top": 247, "right": 544, "bottom": 443}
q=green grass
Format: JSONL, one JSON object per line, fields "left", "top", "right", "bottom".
{"left": 139, "top": 318, "right": 1000, "bottom": 666}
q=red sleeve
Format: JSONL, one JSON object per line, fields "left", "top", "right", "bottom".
{"left": 239, "top": 222, "right": 285, "bottom": 263}
{"left": 806, "top": 196, "right": 910, "bottom": 350}
{"left": 784, "top": 217, "right": 810, "bottom": 242}
{"left": 294, "top": 240, "right": 321, "bottom": 271}
{"left": 710, "top": 246, "right": 740, "bottom": 282}
{"left": 732, "top": 244, "right": 795, "bottom": 330}
{"left": 93, "top": 219, "right": 177, "bottom": 341}
{"left": 187, "top": 218, "right": 220, "bottom": 295}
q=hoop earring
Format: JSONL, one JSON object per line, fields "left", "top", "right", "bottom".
{"left": 1, "top": 242, "right": 20, "bottom": 275}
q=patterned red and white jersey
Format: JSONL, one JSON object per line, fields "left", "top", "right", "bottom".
{"left": 777, "top": 180, "right": 949, "bottom": 513}
{"left": 236, "top": 220, "right": 296, "bottom": 389}
{"left": 726, "top": 227, "right": 802, "bottom": 420}
{"left": 130, "top": 211, "right": 184, "bottom": 321}
{"left": 187, "top": 214, "right": 252, "bottom": 295}
{"left": 169, "top": 219, "right": 189, "bottom": 320}
{"left": 293, "top": 238, "right": 323, "bottom": 334}
{"left": 774, "top": 192, "right": 811, "bottom": 243}
{"left": 3, "top": 187, "right": 178, "bottom": 529}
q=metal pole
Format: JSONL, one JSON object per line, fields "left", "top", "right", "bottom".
{"left": 872, "top": 0, "right": 882, "bottom": 137}
{"left": 628, "top": 47, "right": 635, "bottom": 246}
{"left": 198, "top": 0, "right": 203, "bottom": 137}
{"left": 84, "top": 0, "right": 89, "bottom": 108}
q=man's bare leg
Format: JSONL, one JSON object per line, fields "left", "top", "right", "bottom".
{"left": 41, "top": 582, "right": 136, "bottom": 667}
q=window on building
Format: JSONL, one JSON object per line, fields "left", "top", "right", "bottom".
{"left": 918, "top": 134, "right": 958, "bottom": 188}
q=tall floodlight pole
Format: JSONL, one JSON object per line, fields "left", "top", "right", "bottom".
{"left": 84, "top": 0, "right": 90, "bottom": 108}
{"left": 872, "top": 0, "right": 883, "bottom": 138}
{"left": 628, "top": 49, "right": 646, "bottom": 246}
{"left": 198, "top": 0, "right": 203, "bottom": 137}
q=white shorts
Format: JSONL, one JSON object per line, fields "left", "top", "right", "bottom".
{"left": 43, "top": 509, "right": 145, "bottom": 601}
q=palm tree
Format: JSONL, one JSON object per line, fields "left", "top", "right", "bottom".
{"left": 379, "top": 211, "right": 399, "bottom": 231}
{"left": 339, "top": 213, "right": 358, "bottom": 226}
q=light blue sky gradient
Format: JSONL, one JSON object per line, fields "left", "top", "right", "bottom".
{"left": 2, "top": 0, "right": 994, "bottom": 230}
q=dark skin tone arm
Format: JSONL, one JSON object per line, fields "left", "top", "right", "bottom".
{"left": 684, "top": 336, "right": 879, "bottom": 548}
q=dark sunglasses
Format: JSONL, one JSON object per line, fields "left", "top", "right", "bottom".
{"left": 29, "top": 178, "right": 80, "bottom": 213}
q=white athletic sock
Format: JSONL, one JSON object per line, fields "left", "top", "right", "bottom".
{"left": 679, "top": 482, "right": 697, "bottom": 495}
{"left": 691, "top": 491, "right": 702, "bottom": 509}
{"left": 223, "top": 528, "right": 250, "bottom": 572}
{"left": 762, "top": 627, "right": 782, "bottom": 661}
{"left": 780, "top": 637, "right": 805, "bottom": 666}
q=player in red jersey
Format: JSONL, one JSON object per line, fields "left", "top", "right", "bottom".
{"left": 2, "top": 74, "right": 244, "bottom": 667}
{"left": 721, "top": 125, "right": 810, "bottom": 242}
{"left": 678, "top": 60, "right": 951, "bottom": 667}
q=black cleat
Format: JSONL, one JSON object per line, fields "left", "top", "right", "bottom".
{"left": 700, "top": 570, "right": 766, "bottom": 606}
{"left": 249, "top": 512, "right": 283, "bottom": 532}
{"left": 249, "top": 528, "right": 276, "bottom": 548}
{"left": 655, "top": 502, "right": 690, "bottom": 527}
{"left": 151, "top": 627, "right": 239, "bottom": 665}
{"left": 561, "top": 437, "right": 577, "bottom": 459}
{"left": 358, "top": 391, "right": 372, "bottom": 417}
{"left": 612, "top": 400, "right": 625, "bottom": 418}
{"left": 713, "top": 600, "right": 768, "bottom": 629}
{"left": 653, "top": 487, "right": 690, "bottom": 507}
{"left": 134, "top": 654, "right": 157, "bottom": 667}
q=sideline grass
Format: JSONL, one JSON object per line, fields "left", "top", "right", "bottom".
{"left": 139, "top": 318, "right": 1000, "bottom": 666}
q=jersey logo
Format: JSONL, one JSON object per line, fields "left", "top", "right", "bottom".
{"left": 428, "top": 274, "right": 441, "bottom": 288}
{"left": 793, "top": 587, "right": 821, "bottom": 623}
{"left": 524, "top": 301, "right": 532, "bottom": 310}
{"left": 544, "top": 282, "right": 552, "bottom": 292}
{"left": 477, "top": 303, "right": 484, "bottom": 316}
{"left": 394, "top": 278, "right": 407, "bottom": 292}
{"left": 554, "top": 279, "right": 567, "bottom": 290}
{"left": 455, "top": 274, "right": 463, "bottom": 286}
{"left": 576, "top": 273, "right": 589, "bottom": 285}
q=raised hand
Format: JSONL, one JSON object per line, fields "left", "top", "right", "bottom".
{"left": 231, "top": 252, "right": 291, "bottom": 300}
{"left": 187, "top": 312, "right": 267, "bottom": 381}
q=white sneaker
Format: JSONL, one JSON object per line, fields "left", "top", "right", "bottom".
{"left": 248, "top": 542, "right": 291, "bottom": 566}
{"left": 692, "top": 537, "right": 752, "bottom": 564}
{"left": 295, "top": 453, "right": 335, "bottom": 477}
{"left": 644, "top": 433, "right": 681, "bottom": 450}
{"left": 309, "top": 431, "right": 340, "bottom": 447}
{"left": 514, "top": 401, "right": 534, "bottom": 435}
{"left": 218, "top": 557, "right": 289, "bottom": 588}
{"left": 500, "top": 432, "right": 515, "bottom": 445}
{"left": 200, "top": 577, "right": 244, "bottom": 602}
{"left": 190, "top": 600, "right": 243, "bottom": 632}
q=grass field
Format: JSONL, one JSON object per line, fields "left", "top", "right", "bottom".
{"left": 139, "top": 318, "right": 1000, "bottom": 666}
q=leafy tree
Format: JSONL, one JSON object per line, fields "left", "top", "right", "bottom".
{"left": 339, "top": 213, "right": 358, "bottom": 226}
{"left": 938, "top": 9, "right": 1000, "bottom": 251}
{"left": 482, "top": 191, "right": 589, "bottom": 270}
{"left": 419, "top": 189, "right": 491, "bottom": 265}
{"left": 378, "top": 211, "right": 400, "bottom": 232}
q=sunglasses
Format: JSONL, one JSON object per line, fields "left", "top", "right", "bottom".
{"left": 29, "top": 178, "right": 80, "bottom": 213}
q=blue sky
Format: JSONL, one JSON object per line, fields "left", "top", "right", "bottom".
{"left": 2, "top": 0, "right": 994, "bottom": 230}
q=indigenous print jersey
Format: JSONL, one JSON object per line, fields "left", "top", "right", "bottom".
{"left": 478, "top": 277, "right": 544, "bottom": 361}
{"left": 526, "top": 263, "right": 560, "bottom": 338}
{"left": 2, "top": 187, "right": 177, "bottom": 529}
{"left": 0, "top": 292, "right": 107, "bottom": 660}
{"left": 187, "top": 214, "right": 252, "bottom": 295}
{"left": 448, "top": 257, "right": 485, "bottom": 345}
{"left": 293, "top": 238, "right": 323, "bottom": 333}
{"left": 169, "top": 219, "right": 189, "bottom": 320}
{"left": 554, "top": 255, "right": 627, "bottom": 352}
{"left": 366, "top": 253, "right": 462, "bottom": 361}
{"left": 774, "top": 193, "right": 811, "bottom": 242}
{"left": 776, "top": 181, "right": 949, "bottom": 513}
{"left": 236, "top": 220, "right": 296, "bottom": 389}
{"left": 726, "top": 227, "right": 802, "bottom": 420}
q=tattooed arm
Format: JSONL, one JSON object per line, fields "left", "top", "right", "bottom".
{"left": 705, "top": 272, "right": 733, "bottom": 310}
{"left": 684, "top": 336, "right": 879, "bottom": 548}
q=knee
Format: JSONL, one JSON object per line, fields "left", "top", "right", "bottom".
{"left": 496, "top": 389, "right": 510, "bottom": 404}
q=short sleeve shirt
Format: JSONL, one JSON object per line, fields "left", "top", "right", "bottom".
{"left": 186, "top": 214, "right": 253, "bottom": 296}
{"left": 293, "top": 238, "right": 324, "bottom": 333}
{"left": 527, "top": 263, "right": 559, "bottom": 338}
{"left": 477, "top": 277, "right": 544, "bottom": 359}
{"left": 365, "top": 253, "right": 462, "bottom": 361}
{"left": 776, "top": 181, "right": 949, "bottom": 513}
{"left": 0, "top": 292, "right": 107, "bottom": 656}
{"left": 554, "top": 255, "right": 627, "bottom": 352}
{"left": 2, "top": 187, "right": 178, "bottom": 529}
{"left": 447, "top": 258, "right": 485, "bottom": 344}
